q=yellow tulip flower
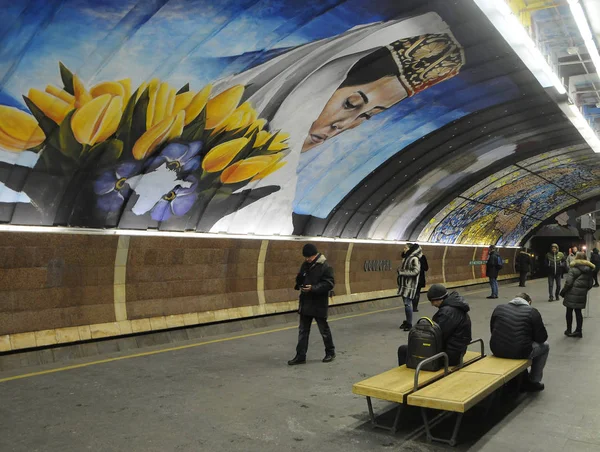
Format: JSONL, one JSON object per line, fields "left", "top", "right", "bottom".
{"left": 220, "top": 155, "right": 281, "bottom": 184}
{"left": 246, "top": 119, "right": 267, "bottom": 135}
{"left": 73, "top": 74, "right": 92, "bottom": 108}
{"left": 0, "top": 106, "right": 45, "bottom": 151}
{"left": 251, "top": 160, "right": 287, "bottom": 182}
{"left": 71, "top": 94, "right": 123, "bottom": 145}
{"left": 253, "top": 130, "right": 271, "bottom": 148}
{"left": 205, "top": 85, "right": 244, "bottom": 129}
{"left": 28, "top": 88, "right": 73, "bottom": 124}
{"left": 45, "top": 85, "right": 75, "bottom": 105}
{"left": 90, "top": 81, "right": 125, "bottom": 99}
{"left": 183, "top": 84, "right": 211, "bottom": 126}
{"left": 132, "top": 110, "right": 185, "bottom": 160}
{"left": 202, "top": 137, "right": 248, "bottom": 173}
{"left": 173, "top": 91, "right": 195, "bottom": 113}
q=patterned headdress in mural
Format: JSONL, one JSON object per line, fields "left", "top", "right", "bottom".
{"left": 386, "top": 33, "right": 466, "bottom": 97}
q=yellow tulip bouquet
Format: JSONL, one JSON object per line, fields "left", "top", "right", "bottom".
{"left": 0, "top": 62, "right": 289, "bottom": 228}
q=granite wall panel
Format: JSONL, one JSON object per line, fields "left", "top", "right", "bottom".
{"left": 125, "top": 237, "right": 260, "bottom": 319}
{"left": 0, "top": 233, "right": 117, "bottom": 335}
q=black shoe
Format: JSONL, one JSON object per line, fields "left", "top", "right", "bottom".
{"left": 548, "top": 297, "right": 554, "bottom": 302}
{"left": 594, "top": 284, "right": 599, "bottom": 287}
{"left": 486, "top": 295, "right": 495, "bottom": 299}
{"left": 288, "top": 356, "right": 306, "bottom": 365}
{"left": 322, "top": 354, "right": 336, "bottom": 363}
{"left": 522, "top": 381, "right": 545, "bottom": 392}
{"left": 413, "top": 308, "right": 419, "bottom": 312}
{"left": 567, "top": 331, "right": 583, "bottom": 338}
{"left": 399, "top": 320, "right": 408, "bottom": 329}
{"left": 564, "top": 329, "right": 571, "bottom": 336}
{"left": 402, "top": 323, "right": 412, "bottom": 331}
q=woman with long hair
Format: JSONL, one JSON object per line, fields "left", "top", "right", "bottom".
{"left": 560, "top": 251, "right": 595, "bottom": 338}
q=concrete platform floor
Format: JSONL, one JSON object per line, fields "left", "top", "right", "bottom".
{"left": 2, "top": 278, "right": 600, "bottom": 452}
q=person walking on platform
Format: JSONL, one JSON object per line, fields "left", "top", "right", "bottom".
{"left": 545, "top": 243, "right": 566, "bottom": 301}
{"left": 516, "top": 247, "right": 531, "bottom": 287}
{"left": 590, "top": 248, "right": 600, "bottom": 287}
{"left": 566, "top": 246, "right": 579, "bottom": 268}
{"left": 486, "top": 245, "right": 503, "bottom": 299}
{"left": 490, "top": 293, "right": 549, "bottom": 392}
{"left": 397, "top": 243, "right": 422, "bottom": 331}
{"left": 560, "top": 251, "right": 595, "bottom": 338}
{"left": 288, "top": 243, "right": 336, "bottom": 365}
{"left": 412, "top": 252, "right": 429, "bottom": 313}
{"left": 397, "top": 284, "right": 471, "bottom": 366}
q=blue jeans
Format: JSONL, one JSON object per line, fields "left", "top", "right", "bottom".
{"left": 489, "top": 278, "right": 498, "bottom": 297}
{"left": 403, "top": 296, "right": 413, "bottom": 325}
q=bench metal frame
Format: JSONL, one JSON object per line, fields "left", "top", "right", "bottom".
{"left": 361, "top": 339, "right": 486, "bottom": 434}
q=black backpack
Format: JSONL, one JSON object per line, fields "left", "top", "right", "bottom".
{"left": 406, "top": 317, "right": 444, "bottom": 371}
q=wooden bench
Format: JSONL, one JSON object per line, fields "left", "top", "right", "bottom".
{"left": 406, "top": 355, "right": 531, "bottom": 446}
{"left": 352, "top": 339, "right": 485, "bottom": 432}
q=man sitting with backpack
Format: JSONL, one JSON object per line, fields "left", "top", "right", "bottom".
{"left": 397, "top": 284, "right": 472, "bottom": 367}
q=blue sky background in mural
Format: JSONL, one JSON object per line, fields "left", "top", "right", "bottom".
{"left": 0, "top": 0, "right": 407, "bottom": 108}
{"left": 293, "top": 73, "right": 520, "bottom": 217}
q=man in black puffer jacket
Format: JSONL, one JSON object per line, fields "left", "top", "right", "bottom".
{"left": 397, "top": 284, "right": 471, "bottom": 366}
{"left": 288, "top": 243, "right": 336, "bottom": 366}
{"left": 490, "top": 293, "right": 549, "bottom": 392}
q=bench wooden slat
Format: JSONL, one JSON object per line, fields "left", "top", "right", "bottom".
{"left": 407, "top": 372, "right": 504, "bottom": 412}
{"left": 458, "top": 356, "right": 531, "bottom": 383}
{"left": 352, "top": 350, "right": 481, "bottom": 403}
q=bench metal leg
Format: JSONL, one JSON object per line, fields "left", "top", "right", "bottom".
{"left": 421, "top": 408, "right": 463, "bottom": 447}
{"left": 366, "top": 396, "right": 403, "bottom": 433}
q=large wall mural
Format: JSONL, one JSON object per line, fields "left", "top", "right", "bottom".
{"left": 0, "top": 0, "right": 524, "bottom": 237}
{"left": 419, "top": 145, "right": 600, "bottom": 246}
{"left": 0, "top": 0, "right": 596, "bottom": 245}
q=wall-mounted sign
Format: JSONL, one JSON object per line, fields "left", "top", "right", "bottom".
{"left": 364, "top": 260, "right": 393, "bottom": 272}
{"left": 469, "top": 259, "right": 509, "bottom": 266}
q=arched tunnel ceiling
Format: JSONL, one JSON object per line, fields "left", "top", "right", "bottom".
{"left": 0, "top": 0, "right": 598, "bottom": 245}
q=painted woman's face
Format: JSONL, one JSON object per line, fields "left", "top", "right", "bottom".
{"left": 302, "top": 75, "right": 407, "bottom": 153}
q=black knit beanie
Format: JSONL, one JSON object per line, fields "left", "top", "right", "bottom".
{"left": 427, "top": 284, "right": 448, "bottom": 301}
{"left": 302, "top": 243, "right": 318, "bottom": 257}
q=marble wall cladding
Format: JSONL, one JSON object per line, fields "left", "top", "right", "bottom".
{"left": 0, "top": 233, "right": 117, "bottom": 335}
{"left": 349, "top": 243, "right": 401, "bottom": 294}
{"left": 420, "top": 245, "right": 445, "bottom": 286}
{"left": 263, "top": 241, "right": 348, "bottom": 304}
{"left": 0, "top": 232, "right": 518, "bottom": 344}
{"left": 125, "top": 237, "right": 261, "bottom": 319}
{"left": 445, "top": 246, "right": 477, "bottom": 283}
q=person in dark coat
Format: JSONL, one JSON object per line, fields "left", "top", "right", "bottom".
{"left": 412, "top": 253, "right": 429, "bottom": 313}
{"left": 516, "top": 247, "right": 531, "bottom": 287}
{"left": 545, "top": 243, "right": 566, "bottom": 301}
{"left": 590, "top": 248, "right": 600, "bottom": 287}
{"left": 397, "top": 284, "right": 472, "bottom": 367}
{"left": 288, "top": 243, "right": 336, "bottom": 365}
{"left": 560, "top": 252, "right": 595, "bottom": 338}
{"left": 486, "top": 245, "right": 503, "bottom": 299}
{"left": 490, "top": 293, "right": 549, "bottom": 391}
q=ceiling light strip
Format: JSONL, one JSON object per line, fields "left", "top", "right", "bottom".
{"left": 472, "top": 0, "right": 566, "bottom": 94}
{"left": 0, "top": 224, "right": 520, "bottom": 248}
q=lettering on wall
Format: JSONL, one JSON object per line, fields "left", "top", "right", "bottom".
{"left": 364, "top": 260, "right": 393, "bottom": 272}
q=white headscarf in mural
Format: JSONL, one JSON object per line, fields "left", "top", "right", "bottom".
{"left": 206, "top": 11, "right": 463, "bottom": 235}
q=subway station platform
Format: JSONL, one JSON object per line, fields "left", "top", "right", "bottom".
{"left": 2, "top": 278, "right": 599, "bottom": 452}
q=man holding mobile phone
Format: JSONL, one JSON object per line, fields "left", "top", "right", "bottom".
{"left": 288, "top": 243, "right": 336, "bottom": 365}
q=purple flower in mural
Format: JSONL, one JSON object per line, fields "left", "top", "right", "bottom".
{"left": 145, "top": 141, "right": 203, "bottom": 173}
{"left": 150, "top": 176, "right": 198, "bottom": 222}
{"left": 94, "top": 162, "right": 142, "bottom": 212}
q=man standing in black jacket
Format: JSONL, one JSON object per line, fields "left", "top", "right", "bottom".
{"left": 397, "top": 284, "right": 472, "bottom": 366}
{"left": 490, "top": 293, "right": 549, "bottom": 391}
{"left": 516, "top": 247, "right": 531, "bottom": 287}
{"left": 288, "top": 243, "right": 336, "bottom": 365}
